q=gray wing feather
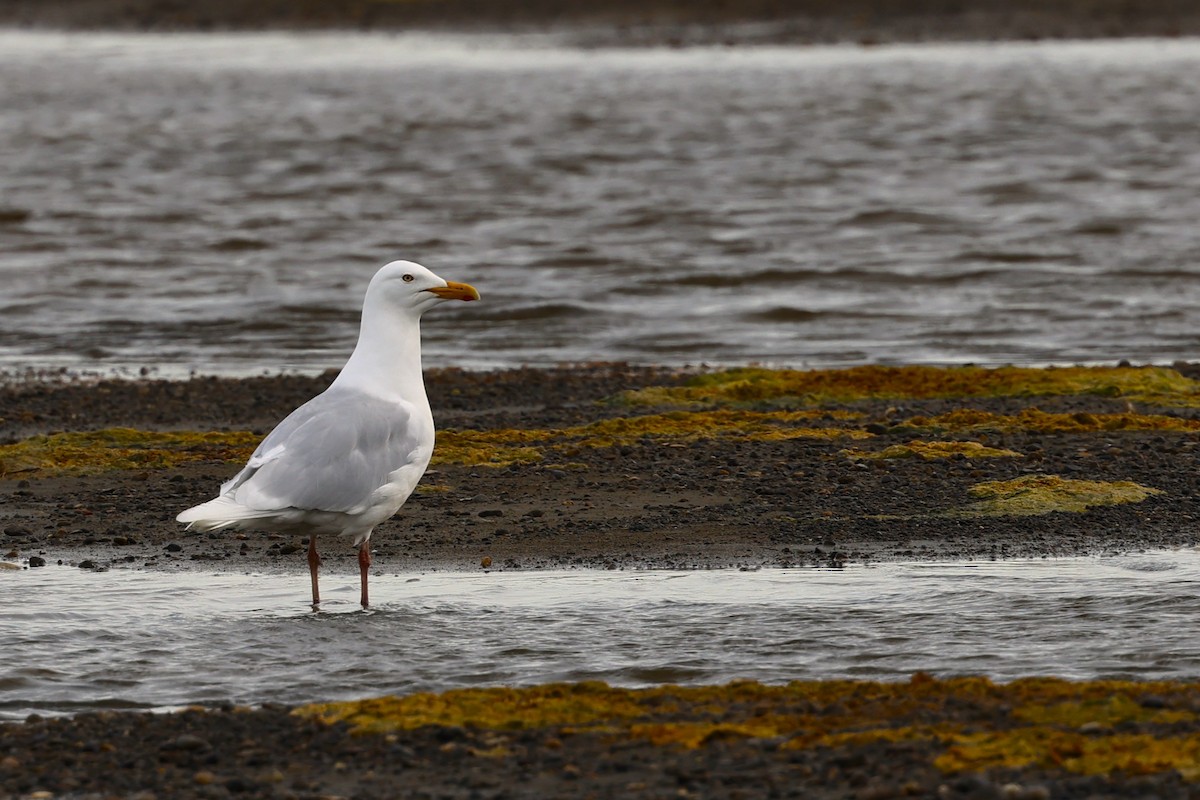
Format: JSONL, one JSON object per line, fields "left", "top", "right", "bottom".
{"left": 222, "top": 387, "right": 421, "bottom": 514}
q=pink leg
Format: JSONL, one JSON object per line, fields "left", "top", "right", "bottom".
{"left": 307, "top": 535, "right": 321, "bottom": 606}
{"left": 358, "top": 541, "right": 372, "bottom": 608}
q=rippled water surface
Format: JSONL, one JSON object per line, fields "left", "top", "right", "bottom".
{"left": 2, "top": 33, "right": 1200, "bottom": 375}
{"left": 3, "top": 552, "right": 1199, "bottom": 719}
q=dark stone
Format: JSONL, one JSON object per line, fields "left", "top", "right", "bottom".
{"left": 161, "top": 734, "right": 212, "bottom": 752}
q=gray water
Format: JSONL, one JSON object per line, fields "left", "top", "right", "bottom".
{"left": 3, "top": 552, "right": 1199, "bottom": 720}
{"left": 3, "top": 33, "right": 1200, "bottom": 376}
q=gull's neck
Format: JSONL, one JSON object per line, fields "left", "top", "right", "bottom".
{"left": 330, "top": 297, "right": 428, "bottom": 404}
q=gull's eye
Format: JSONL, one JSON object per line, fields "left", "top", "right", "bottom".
{"left": 402, "top": 274, "right": 414, "bottom": 283}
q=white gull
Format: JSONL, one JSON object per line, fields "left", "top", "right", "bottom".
{"left": 177, "top": 259, "right": 480, "bottom": 607}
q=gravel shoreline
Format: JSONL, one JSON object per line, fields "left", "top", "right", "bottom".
{"left": 5, "top": 677, "right": 1200, "bottom": 799}
{"left": 4, "top": 363, "right": 1200, "bottom": 798}
{"left": 3, "top": 364, "right": 1199, "bottom": 576}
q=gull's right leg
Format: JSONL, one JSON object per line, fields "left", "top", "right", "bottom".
{"left": 307, "top": 534, "right": 321, "bottom": 606}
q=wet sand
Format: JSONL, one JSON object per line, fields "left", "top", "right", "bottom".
{"left": 3, "top": 363, "right": 1200, "bottom": 798}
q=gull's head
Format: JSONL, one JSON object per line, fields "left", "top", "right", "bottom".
{"left": 367, "top": 259, "right": 480, "bottom": 317}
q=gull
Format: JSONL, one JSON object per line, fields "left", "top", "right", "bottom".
{"left": 177, "top": 260, "right": 479, "bottom": 607}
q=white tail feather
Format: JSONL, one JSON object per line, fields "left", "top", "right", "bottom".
{"left": 175, "top": 496, "right": 277, "bottom": 532}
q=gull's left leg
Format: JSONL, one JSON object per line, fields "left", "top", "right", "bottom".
{"left": 307, "top": 534, "right": 321, "bottom": 606}
{"left": 358, "top": 539, "right": 373, "bottom": 608}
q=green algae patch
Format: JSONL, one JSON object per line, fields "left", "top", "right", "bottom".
{"left": 435, "top": 409, "right": 868, "bottom": 469}
{"left": 905, "top": 677, "right": 1200, "bottom": 780}
{"left": 0, "top": 428, "right": 259, "bottom": 478}
{"left": 433, "top": 429, "right": 544, "bottom": 468}
{"left": 417, "top": 409, "right": 868, "bottom": 468}
{"left": 617, "top": 365, "right": 1200, "bottom": 409}
{"left": 295, "top": 676, "right": 1200, "bottom": 782}
{"left": 565, "top": 409, "right": 865, "bottom": 448}
{"left": 294, "top": 678, "right": 957, "bottom": 739}
{"left": 937, "top": 730, "right": 1200, "bottom": 780}
{"left": 0, "top": 426, "right": 549, "bottom": 477}
{"left": 907, "top": 408, "right": 1200, "bottom": 435}
{"left": 1, "top": 407, "right": 867, "bottom": 477}
{"left": 965, "top": 475, "right": 1162, "bottom": 517}
{"left": 1015, "top": 694, "right": 1194, "bottom": 728}
{"left": 843, "top": 440, "right": 1022, "bottom": 461}
{"left": 296, "top": 682, "right": 651, "bottom": 735}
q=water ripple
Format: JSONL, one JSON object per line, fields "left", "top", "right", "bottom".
{"left": 3, "top": 553, "right": 1200, "bottom": 718}
{"left": 2, "top": 35, "right": 1200, "bottom": 373}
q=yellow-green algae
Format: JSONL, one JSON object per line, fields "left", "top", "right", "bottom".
{"left": 9, "top": 366, "right": 1198, "bottom": 478}
{"left": 966, "top": 475, "right": 1162, "bottom": 516}
{"left": 842, "top": 440, "right": 1023, "bottom": 461}
{"left": 618, "top": 365, "right": 1200, "bottom": 408}
{"left": 295, "top": 676, "right": 1200, "bottom": 780}
{"left": 437, "top": 410, "right": 867, "bottom": 467}
{"left": 560, "top": 409, "right": 864, "bottom": 447}
{"left": 0, "top": 428, "right": 260, "bottom": 478}
{"left": 1014, "top": 694, "right": 1194, "bottom": 728}
{"left": 937, "top": 730, "right": 1200, "bottom": 779}
{"left": 1, "top": 410, "right": 867, "bottom": 477}
{"left": 434, "top": 428, "right": 546, "bottom": 468}
{"left": 906, "top": 408, "right": 1200, "bottom": 434}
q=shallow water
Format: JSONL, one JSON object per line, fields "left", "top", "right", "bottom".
{"left": 3, "top": 552, "right": 1199, "bottom": 720}
{"left": 2, "top": 33, "right": 1200, "bottom": 375}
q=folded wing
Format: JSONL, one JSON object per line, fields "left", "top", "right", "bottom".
{"left": 220, "top": 387, "right": 425, "bottom": 516}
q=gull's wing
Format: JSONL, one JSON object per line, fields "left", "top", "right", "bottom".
{"left": 221, "top": 386, "right": 427, "bottom": 515}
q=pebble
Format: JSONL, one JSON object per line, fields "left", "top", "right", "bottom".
{"left": 164, "top": 734, "right": 212, "bottom": 752}
{"left": 258, "top": 769, "right": 285, "bottom": 784}
{"left": 27, "top": 556, "right": 46, "bottom": 567}
{"left": 193, "top": 770, "right": 216, "bottom": 785}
